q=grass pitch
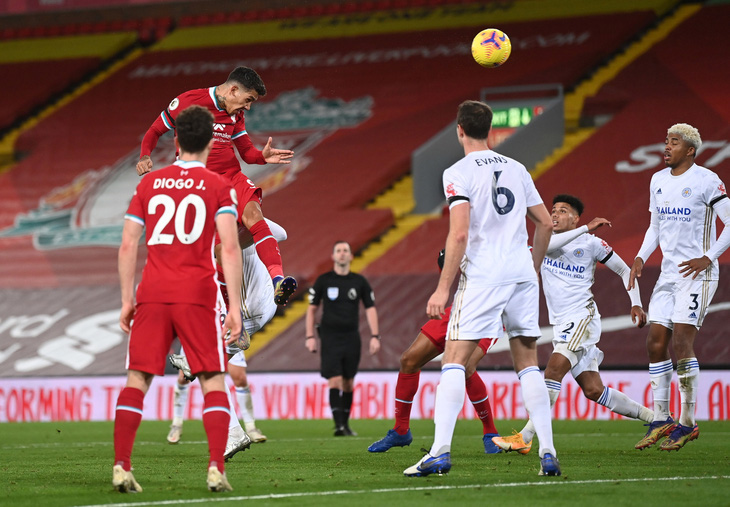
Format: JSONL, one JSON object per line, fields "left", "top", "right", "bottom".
{"left": 2, "top": 418, "right": 729, "bottom": 506}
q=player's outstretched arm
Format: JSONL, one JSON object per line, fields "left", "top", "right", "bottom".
{"left": 428, "top": 203, "right": 469, "bottom": 319}
{"left": 629, "top": 214, "right": 660, "bottom": 289}
{"left": 366, "top": 307, "right": 380, "bottom": 355}
{"left": 137, "top": 117, "right": 169, "bottom": 175}
{"left": 585, "top": 217, "right": 611, "bottom": 231}
{"left": 527, "top": 203, "right": 552, "bottom": 273}
{"left": 604, "top": 252, "right": 645, "bottom": 327}
{"left": 118, "top": 220, "right": 143, "bottom": 333}
{"left": 304, "top": 305, "right": 318, "bottom": 353}
{"left": 136, "top": 155, "right": 153, "bottom": 176}
{"left": 217, "top": 212, "right": 243, "bottom": 342}
{"left": 262, "top": 137, "right": 294, "bottom": 164}
{"left": 680, "top": 197, "right": 730, "bottom": 278}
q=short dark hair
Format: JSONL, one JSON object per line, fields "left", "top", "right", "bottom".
{"left": 227, "top": 67, "right": 267, "bottom": 96}
{"left": 552, "top": 194, "right": 584, "bottom": 216}
{"left": 333, "top": 240, "right": 350, "bottom": 251}
{"left": 457, "top": 100, "right": 493, "bottom": 140}
{"left": 176, "top": 105, "right": 214, "bottom": 154}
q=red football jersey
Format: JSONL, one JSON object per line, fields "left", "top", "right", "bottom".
{"left": 140, "top": 87, "right": 266, "bottom": 180}
{"left": 125, "top": 160, "right": 238, "bottom": 306}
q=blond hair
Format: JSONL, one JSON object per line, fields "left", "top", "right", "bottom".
{"left": 667, "top": 123, "right": 702, "bottom": 152}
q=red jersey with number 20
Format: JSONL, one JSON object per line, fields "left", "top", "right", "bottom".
{"left": 140, "top": 87, "right": 266, "bottom": 180}
{"left": 125, "top": 160, "right": 238, "bottom": 306}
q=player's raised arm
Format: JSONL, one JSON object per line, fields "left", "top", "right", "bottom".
{"left": 137, "top": 115, "right": 171, "bottom": 175}
{"left": 527, "top": 203, "right": 552, "bottom": 273}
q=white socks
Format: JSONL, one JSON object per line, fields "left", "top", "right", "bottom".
{"left": 649, "top": 359, "right": 673, "bottom": 422}
{"left": 520, "top": 379, "right": 559, "bottom": 444}
{"left": 236, "top": 386, "right": 256, "bottom": 427}
{"left": 518, "top": 366, "right": 555, "bottom": 458}
{"left": 597, "top": 386, "right": 653, "bottom": 422}
{"left": 429, "top": 363, "right": 466, "bottom": 457}
{"left": 677, "top": 358, "right": 699, "bottom": 427}
{"left": 172, "top": 382, "right": 189, "bottom": 425}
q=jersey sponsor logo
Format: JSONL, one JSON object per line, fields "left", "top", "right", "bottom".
{"left": 543, "top": 257, "right": 586, "bottom": 273}
{"left": 572, "top": 248, "right": 584, "bottom": 258}
{"left": 656, "top": 188, "right": 662, "bottom": 194}
{"left": 307, "top": 287, "right": 316, "bottom": 304}
{"left": 213, "top": 123, "right": 226, "bottom": 131}
{"left": 656, "top": 206, "right": 691, "bottom": 215}
{"left": 327, "top": 287, "right": 339, "bottom": 300}
{"left": 348, "top": 288, "right": 357, "bottom": 300}
{"left": 682, "top": 187, "right": 692, "bottom": 198}
{"left": 720, "top": 183, "right": 727, "bottom": 195}
{"left": 169, "top": 98, "right": 179, "bottom": 110}
{"left": 446, "top": 183, "right": 457, "bottom": 197}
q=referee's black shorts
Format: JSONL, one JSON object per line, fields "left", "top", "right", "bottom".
{"left": 319, "top": 331, "right": 361, "bottom": 379}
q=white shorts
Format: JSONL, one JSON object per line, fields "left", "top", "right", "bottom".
{"left": 183, "top": 346, "right": 248, "bottom": 367}
{"left": 228, "top": 350, "right": 247, "bottom": 368}
{"left": 224, "top": 306, "right": 276, "bottom": 356}
{"left": 551, "top": 304, "right": 603, "bottom": 377}
{"left": 447, "top": 280, "right": 540, "bottom": 341}
{"left": 648, "top": 274, "right": 718, "bottom": 329}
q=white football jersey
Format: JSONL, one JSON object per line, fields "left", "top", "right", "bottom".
{"left": 541, "top": 233, "right": 612, "bottom": 324}
{"left": 229, "top": 218, "right": 285, "bottom": 335}
{"left": 647, "top": 164, "right": 726, "bottom": 280}
{"left": 237, "top": 243, "right": 276, "bottom": 335}
{"left": 443, "top": 149, "right": 543, "bottom": 287}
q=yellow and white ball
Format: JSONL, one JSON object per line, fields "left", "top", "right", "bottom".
{"left": 471, "top": 28, "right": 512, "bottom": 68}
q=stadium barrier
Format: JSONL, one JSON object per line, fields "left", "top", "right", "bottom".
{"left": 1, "top": 370, "right": 729, "bottom": 423}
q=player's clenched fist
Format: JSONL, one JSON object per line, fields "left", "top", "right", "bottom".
{"left": 136, "top": 156, "right": 153, "bottom": 175}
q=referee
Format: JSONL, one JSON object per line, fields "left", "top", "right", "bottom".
{"left": 305, "top": 241, "right": 380, "bottom": 436}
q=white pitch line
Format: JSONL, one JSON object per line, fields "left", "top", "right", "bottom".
{"left": 75, "top": 475, "right": 730, "bottom": 507}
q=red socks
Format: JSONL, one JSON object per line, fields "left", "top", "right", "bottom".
{"left": 466, "top": 372, "right": 498, "bottom": 434}
{"left": 393, "top": 371, "right": 420, "bottom": 435}
{"left": 248, "top": 220, "right": 284, "bottom": 279}
{"left": 203, "top": 391, "right": 231, "bottom": 472}
{"left": 114, "top": 387, "right": 145, "bottom": 471}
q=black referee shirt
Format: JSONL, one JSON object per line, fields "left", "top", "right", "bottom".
{"left": 308, "top": 271, "right": 375, "bottom": 334}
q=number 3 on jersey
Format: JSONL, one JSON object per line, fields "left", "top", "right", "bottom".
{"left": 147, "top": 194, "right": 207, "bottom": 245}
{"left": 492, "top": 170, "right": 515, "bottom": 215}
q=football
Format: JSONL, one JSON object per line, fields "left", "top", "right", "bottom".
{"left": 471, "top": 28, "right": 512, "bottom": 68}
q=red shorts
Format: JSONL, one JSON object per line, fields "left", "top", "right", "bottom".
{"left": 214, "top": 172, "right": 263, "bottom": 247}
{"left": 127, "top": 303, "right": 226, "bottom": 376}
{"left": 420, "top": 306, "right": 497, "bottom": 354}
{"left": 230, "top": 172, "right": 262, "bottom": 219}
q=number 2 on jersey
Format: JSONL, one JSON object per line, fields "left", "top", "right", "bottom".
{"left": 147, "top": 194, "right": 207, "bottom": 245}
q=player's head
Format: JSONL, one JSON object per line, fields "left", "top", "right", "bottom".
{"left": 332, "top": 241, "right": 353, "bottom": 267}
{"left": 456, "top": 100, "right": 493, "bottom": 142}
{"left": 227, "top": 67, "right": 267, "bottom": 96}
{"left": 220, "top": 67, "right": 267, "bottom": 115}
{"left": 665, "top": 123, "right": 701, "bottom": 169}
{"left": 176, "top": 105, "right": 214, "bottom": 155}
{"left": 551, "top": 194, "right": 583, "bottom": 233}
